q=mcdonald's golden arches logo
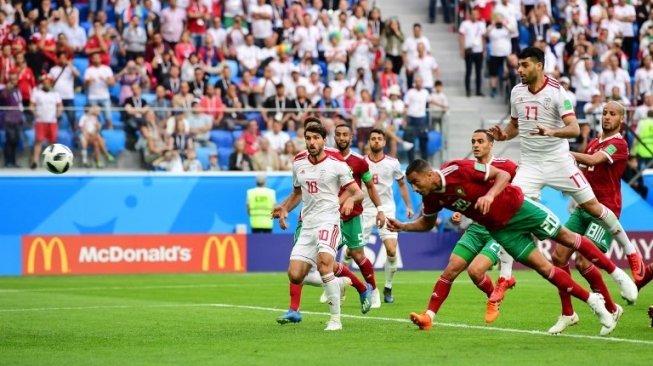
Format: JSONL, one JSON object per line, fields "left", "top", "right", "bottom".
{"left": 26, "top": 237, "right": 70, "bottom": 274}
{"left": 202, "top": 236, "right": 243, "bottom": 272}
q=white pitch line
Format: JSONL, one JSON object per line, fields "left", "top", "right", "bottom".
{"left": 0, "top": 302, "right": 652, "bottom": 346}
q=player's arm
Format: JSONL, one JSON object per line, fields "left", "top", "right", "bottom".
{"left": 386, "top": 213, "right": 437, "bottom": 232}
{"left": 475, "top": 166, "right": 511, "bottom": 215}
{"left": 531, "top": 114, "right": 580, "bottom": 138}
{"left": 396, "top": 177, "right": 414, "bottom": 218}
{"left": 570, "top": 150, "right": 611, "bottom": 167}
{"left": 341, "top": 182, "right": 364, "bottom": 216}
{"left": 489, "top": 118, "right": 519, "bottom": 141}
{"left": 272, "top": 186, "right": 302, "bottom": 230}
{"left": 362, "top": 171, "right": 386, "bottom": 227}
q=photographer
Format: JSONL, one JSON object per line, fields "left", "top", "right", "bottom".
{"left": 485, "top": 14, "right": 513, "bottom": 98}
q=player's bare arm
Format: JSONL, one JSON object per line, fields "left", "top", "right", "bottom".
{"left": 364, "top": 179, "right": 386, "bottom": 228}
{"left": 397, "top": 178, "right": 414, "bottom": 218}
{"left": 570, "top": 150, "right": 611, "bottom": 167}
{"left": 489, "top": 118, "right": 518, "bottom": 141}
{"left": 341, "top": 183, "right": 364, "bottom": 216}
{"left": 386, "top": 214, "right": 437, "bottom": 232}
{"left": 531, "top": 114, "right": 580, "bottom": 138}
{"left": 475, "top": 166, "right": 511, "bottom": 215}
{"left": 273, "top": 187, "right": 302, "bottom": 230}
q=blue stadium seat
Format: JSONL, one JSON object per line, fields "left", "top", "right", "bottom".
{"left": 196, "top": 146, "right": 217, "bottom": 170}
{"left": 109, "top": 84, "right": 121, "bottom": 102}
{"left": 210, "top": 130, "right": 234, "bottom": 148}
{"left": 232, "top": 130, "right": 243, "bottom": 141}
{"left": 225, "top": 60, "right": 240, "bottom": 79}
{"left": 102, "top": 129, "right": 126, "bottom": 156}
{"left": 80, "top": 21, "right": 93, "bottom": 35}
{"left": 74, "top": 57, "right": 88, "bottom": 78}
{"left": 73, "top": 93, "right": 88, "bottom": 108}
{"left": 74, "top": 4, "right": 89, "bottom": 21}
{"left": 0, "top": 129, "right": 4, "bottom": 148}
{"left": 287, "top": 130, "right": 297, "bottom": 139}
{"left": 218, "top": 147, "right": 233, "bottom": 169}
{"left": 57, "top": 129, "right": 74, "bottom": 148}
{"left": 106, "top": 7, "right": 116, "bottom": 23}
{"left": 25, "top": 128, "right": 34, "bottom": 147}
{"left": 110, "top": 111, "right": 124, "bottom": 129}
{"left": 208, "top": 75, "right": 221, "bottom": 85}
{"left": 244, "top": 112, "right": 263, "bottom": 126}
{"left": 427, "top": 131, "right": 442, "bottom": 156}
{"left": 141, "top": 93, "right": 156, "bottom": 105}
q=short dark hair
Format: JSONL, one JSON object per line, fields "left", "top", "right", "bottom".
{"left": 370, "top": 128, "right": 386, "bottom": 139}
{"left": 303, "top": 116, "right": 322, "bottom": 128}
{"left": 518, "top": 47, "right": 544, "bottom": 66}
{"left": 405, "top": 159, "right": 431, "bottom": 177}
{"left": 335, "top": 123, "right": 352, "bottom": 132}
{"left": 473, "top": 129, "right": 494, "bottom": 142}
{"left": 305, "top": 124, "right": 327, "bottom": 138}
{"left": 434, "top": 80, "right": 443, "bottom": 87}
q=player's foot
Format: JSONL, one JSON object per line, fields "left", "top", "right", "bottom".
{"left": 339, "top": 277, "right": 351, "bottom": 303}
{"left": 96, "top": 160, "right": 105, "bottom": 169}
{"left": 276, "top": 309, "right": 302, "bottom": 325}
{"left": 106, "top": 153, "right": 115, "bottom": 163}
{"left": 359, "top": 283, "right": 373, "bottom": 314}
{"left": 587, "top": 292, "right": 615, "bottom": 331}
{"left": 485, "top": 300, "right": 500, "bottom": 323}
{"left": 402, "top": 141, "right": 414, "bottom": 151}
{"left": 409, "top": 311, "right": 432, "bottom": 330}
{"left": 383, "top": 287, "right": 394, "bottom": 303}
{"left": 324, "top": 319, "right": 342, "bottom": 331}
{"left": 636, "top": 263, "right": 653, "bottom": 290}
{"left": 600, "top": 304, "right": 623, "bottom": 336}
{"left": 610, "top": 267, "right": 638, "bottom": 304}
{"left": 489, "top": 276, "right": 516, "bottom": 303}
{"left": 30, "top": 162, "right": 37, "bottom": 170}
{"left": 627, "top": 252, "right": 646, "bottom": 282}
{"left": 319, "top": 290, "right": 328, "bottom": 304}
{"left": 547, "top": 313, "right": 579, "bottom": 335}
{"left": 371, "top": 288, "right": 381, "bottom": 309}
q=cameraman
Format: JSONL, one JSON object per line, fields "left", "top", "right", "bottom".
{"left": 485, "top": 14, "right": 513, "bottom": 98}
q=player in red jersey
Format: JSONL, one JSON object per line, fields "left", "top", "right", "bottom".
{"left": 387, "top": 158, "right": 637, "bottom": 335}
{"left": 548, "top": 101, "right": 643, "bottom": 334}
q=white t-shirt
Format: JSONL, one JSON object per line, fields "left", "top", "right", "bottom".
{"left": 459, "top": 20, "right": 486, "bottom": 53}
{"left": 510, "top": 78, "right": 576, "bottom": 162}
{"left": 329, "top": 78, "right": 350, "bottom": 100}
{"left": 402, "top": 36, "right": 431, "bottom": 61}
{"left": 49, "top": 65, "right": 75, "bottom": 100}
{"left": 634, "top": 67, "right": 653, "bottom": 97}
{"left": 237, "top": 44, "right": 260, "bottom": 70}
{"left": 408, "top": 55, "right": 439, "bottom": 88}
{"left": 258, "top": 77, "right": 279, "bottom": 100}
{"left": 614, "top": 4, "right": 635, "bottom": 38}
{"left": 294, "top": 26, "right": 321, "bottom": 58}
{"left": 84, "top": 65, "right": 114, "bottom": 101}
{"left": 404, "top": 88, "right": 430, "bottom": 117}
{"left": 487, "top": 27, "right": 512, "bottom": 57}
{"left": 32, "top": 89, "right": 62, "bottom": 123}
{"left": 362, "top": 154, "right": 404, "bottom": 214}
{"left": 223, "top": 0, "right": 245, "bottom": 17}
{"left": 572, "top": 66, "right": 599, "bottom": 102}
{"left": 269, "top": 60, "right": 294, "bottom": 80}
{"left": 207, "top": 27, "right": 227, "bottom": 48}
{"left": 250, "top": 4, "right": 273, "bottom": 39}
{"left": 352, "top": 102, "right": 378, "bottom": 128}
{"left": 599, "top": 68, "right": 631, "bottom": 97}
{"left": 293, "top": 153, "right": 355, "bottom": 228}
{"left": 79, "top": 113, "right": 100, "bottom": 134}
{"left": 264, "top": 130, "right": 290, "bottom": 152}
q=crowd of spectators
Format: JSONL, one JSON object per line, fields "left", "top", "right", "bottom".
{"left": 0, "top": 0, "right": 450, "bottom": 172}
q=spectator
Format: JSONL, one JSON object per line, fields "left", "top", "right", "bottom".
{"left": 607, "top": 85, "right": 630, "bottom": 107}
{"left": 255, "top": 66, "right": 280, "bottom": 103}
{"left": 30, "top": 75, "right": 62, "bottom": 169}
{"left": 261, "top": 83, "right": 294, "bottom": 129}
{"left": 599, "top": 55, "right": 631, "bottom": 101}
{"left": 172, "top": 81, "right": 194, "bottom": 112}
{"left": 328, "top": 67, "right": 349, "bottom": 101}
{"left": 264, "top": 119, "right": 291, "bottom": 154}
{"left": 526, "top": 2, "right": 552, "bottom": 45}
{"left": 49, "top": 52, "right": 79, "bottom": 132}
{"left": 31, "top": 19, "right": 57, "bottom": 65}
{"left": 161, "top": 64, "right": 183, "bottom": 95}
{"left": 222, "top": 83, "right": 247, "bottom": 129}
{"left": 186, "top": 0, "right": 209, "bottom": 48}
{"left": 252, "top": 137, "right": 281, "bottom": 171}
{"left": 269, "top": 47, "right": 294, "bottom": 80}
{"left": 188, "top": 99, "right": 215, "bottom": 148}
{"left": 382, "top": 17, "right": 404, "bottom": 75}
{"left": 315, "top": 86, "right": 341, "bottom": 119}
{"left": 459, "top": 9, "right": 486, "bottom": 97}
{"left": 240, "top": 119, "right": 260, "bottom": 156}
{"left": 614, "top": 0, "right": 636, "bottom": 58}
{"left": 78, "top": 105, "right": 114, "bottom": 168}
{"left": 352, "top": 89, "right": 378, "bottom": 152}
{"left": 430, "top": 80, "right": 449, "bottom": 131}
{"left": 166, "top": 110, "right": 190, "bottom": 135}
{"left": 170, "top": 116, "right": 194, "bottom": 158}
{"left": 350, "top": 66, "right": 374, "bottom": 99}
{"left": 180, "top": 52, "right": 201, "bottom": 82}
{"left": 237, "top": 34, "right": 261, "bottom": 75}
{"left": 407, "top": 42, "right": 439, "bottom": 94}
{"left": 15, "top": 53, "right": 35, "bottom": 117}
{"left": 143, "top": 0, "right": 161, "bottom": 38}
{"left": 226, "top": 15, "right": 249, "bottom": 57}
{"left": 207, "top": 152, "right": 221, "bottom": 171}
{"left": 0, "top": 72, "right": 22, "bottom": 167}
{"left": 152, "top": 85, "right": 172, "bottom": 122}
{"left": 292, "top": 85, "right": 312, "bottom": 122}
{"left": 284, "top": 67, "right": 308, "bottom": 100}
{"left": 634, "top": 93, "right": 653, "bottom": 125}
{"left": 183, "top": 148, "right": 204, "bottom": 172}
{"left": 160, "top": 0, "right": 187, "bottom": 46}
{"left": 306, "top": 69, "right": 325, "bottom": 105}
{"left": 122, "top": 15, "right": 147, "bottom": 61}
{"left": 570, "top": 56, "right": 599, "bottom": 119}
{"left": 118, "top": 0, "right": 144, "bottom": 34}
{"left": 559, "top": 77, "right": 577, "bottom": 111}
{"left": 124, "top": 83, "right": 149, "bottom": 150}
{"left": 250, "top": 0, "right": 274, "bottom": 46}
{"left": 583, "top": 89, "right": 605, "bottom": 135}
{"left": 635, "top": 55, "right": 653, "bottom": 104}
{"left": 207, "top": 16, "right": 228, "bottom": 54}
{"left": 292, "top": 125, "right": 307, "bottom": 151}
{"left": 0, "top": 44, "right": 13, "bottom": 85}
{"left": 294, "top": 13, "right": 321, "bottom": 61}
{"left": 190, "top": 66, "right": 208, "bottom": 98}
{"left": 215, "top": 65, "right": 234, "bottom": 101}
{"left": 623, "top": 156, "right": 649, "bottom": 199}
{"left": 85, "top": 22, "right": 111, "bottom": 66}
{"left": 403, "top": 75, "right": 430, "bottom": 161}
{"left": 325, "top": 31, "right": 347, "bottom": 81}
{"left": 117, "top": 60, "right": 147, "bottom": 105}
{"left": 141, "top": 109, "right": 170, "bottom": 167}
{"left": 25, "top": 39, "right": 47, "bottom": 78}
{"left": 485, "top": 14, "right": 512, "bottom": 98}
{"left": 633, "top": 110, "right": 653, "bottom": 169}
{"left": 61, "top": 14, "right": 87, "bottom": 53}
{"left": 200, "top": 84, "right": 224, "bottom": 128}
{"left": 198, "top": 34, "right": 225, "bottom": 75}
{"left": 84, "top": 52, "right": 115, "bottom": 129}
{"left": 402, "top": 23, "right": 431, "bottom": 85}
{"left": 229, "top": 139, "right": 253, "bottom": 171}
{"left": 347, "top": 25, "right": 372, "bottom": 80}
{"left": 153, "top": 150, "right": 184, "bottom": 172}
{"left": 279, "top": 140, "right": 297, "bottom": 171}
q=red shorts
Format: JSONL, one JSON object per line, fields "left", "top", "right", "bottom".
{"left": 35, "top": 122, "right": 58, "bottom": 143}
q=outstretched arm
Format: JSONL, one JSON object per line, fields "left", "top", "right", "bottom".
{"left": 489, "top": 118, "right": 519, "bottom": 141}
{"left": 571, "top": 150, "right": 610, "bottom": 167}
{"left": 531, "top": 114, "right": 580, "bottom": 138}
{"left": 386, "top": 214, "right": 437, "bottom": 232}
{"left": 396, "top": 178, "right": 414, "bottom": 219}
{"left": 364, "top": 179, "right": 386, "bottom": 228}
{"left": 272, "top": 187, "right": 302, "bottom": 230}
{"left": 475, "top": 166, "right": 511, "bottom": 215}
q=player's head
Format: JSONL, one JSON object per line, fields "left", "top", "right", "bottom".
{"left": 305, "top": 124, "right": 327, "bottom": 157}
{"left": 517, "top": 47, "right": 544, "bottom": 85}
{"left": 601, "top": 101, "right": 625, "bottom": 134}
{"left": 334, "top": 123, "right": 353, "bottom": 151}
{"left": 368, "top": 128, "right": 386, "bottom": 154}
{"left": 405, "top": 159, "right": 441, "bottom": 195}
{"left": 303, "top": 116, "right": 322, "bottom": 129}
{"left": 471, "top": 129, "right": 494, "bottom": 160}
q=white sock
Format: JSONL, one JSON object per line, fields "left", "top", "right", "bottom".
{"left": 385, "top": 255, "right": 397, "bottom": 289}
{"left": 303, "top": 269, "right": 323, "bottom": 287}
{"left": 499, "top": 250, "right": 514, "bottom": 279}
{"left": 598, "top": 205, "right": 636, "bottom": 255}
{"left": 81, "top": 149, "right": 88, "bottom": 163}
{"left": 322, "top": 273, "right": 341, "bottom": 321}
{"left": 426, "top": 310, "right": 435, "bottom": 320}
{"left": 342, "top": 252, "right": 353, "bottom": 266}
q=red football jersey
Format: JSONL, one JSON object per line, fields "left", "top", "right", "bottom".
{"left": 339, "top": 151, "right": 371, "bottom": 221}
{"left": 580, "top": 134, "right": 629, "bottom": 216}
{"left": 489, "top": 157, "right": 518, "bottom": 181}
{"left": 422, "top": 160, "right": 525, "bottom": 231}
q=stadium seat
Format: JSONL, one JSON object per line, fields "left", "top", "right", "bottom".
{"left": 287, "top": 130, "right": 297, "bottom": 139}
{"left": 73, "top": 57, "right": 88, "bottom": 78}
{"left": 106, "top": 7, "right": 116, "bottom": 23}
{"left": 57, "top": 129, "right": 74, "bottom": 147}
{"left": 210, "top": 130, "right": 234, "bottom": 148}
{"left": 208, "top": 75, "right": 221, "bottom": 85}
{"left": 427, "top": 131, "right": 442, "bottom": 156}
{"left": 102, "top": 129, "right": 126, "bottom": 156}
{"left": 225, "top": 60, "right": 240, "bottom": 79}
{"left": 110, "top": 111, "right": 124, "bottom": 129}
{"left": 80, "top": 21, "right": 93, "bottom": 35}
{"left": 196, "top": 146, "right": 217, "bottom": 170}
{"left": 109, "top": 84, "right": 121, "bottom": 103}
{"left": 218, "top": 147, "right": 233, "bottom": 169}
{"left": 0, "top": 129, "right": 4, "bottom": 148}
{"left": 141, "top": 93, "right": 156, "bottom": 105}
{"left": 244, "top": 112, "right": 263, "bottom": 126}
{"left": 73, "top": 93, "right": 88, "bottom": 108}
{"left": 25, "top": 128, "right": 35, "bottom": 147}
{"left": 74, "top": 3, "right": 90, "bottom": 21}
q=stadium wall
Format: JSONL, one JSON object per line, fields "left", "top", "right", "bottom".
{"left": 1, "top": 173, "right": 652, "bottom": 276}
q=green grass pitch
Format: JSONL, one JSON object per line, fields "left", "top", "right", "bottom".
{"left": 1, "top": 270, "right": 652, "bottom": 365}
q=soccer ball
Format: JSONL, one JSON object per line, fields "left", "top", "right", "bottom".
{"left": 42, "top": 143, "right": 74, "bottom": 174}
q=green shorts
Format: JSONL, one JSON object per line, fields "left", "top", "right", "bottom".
{"left": 339, "top": 216, "right": 365, "bottom": 250}
{"left": 452, "top": 223, "right": 501, "bottom": 265}
{"left": 565, "top": 208, "right": 612, "bottom": 253}
{"left": 293, "top": 221, "right": 303, "bottom": 245}
{"left": 490, "top": 197, "right": 562, "bottom": 262}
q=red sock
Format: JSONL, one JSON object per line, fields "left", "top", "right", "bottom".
{"left": 289, "top": 283, "right": 302, "bottom": 311}
{"left": 473, "top": 274, "right": 495, "bottom": 297}
{"left": 335, "top": 262, "right": 367, "bottom": 293}
{"left": 573, "top": 234, "right": 616, "bottom": 273}
{"left": 581, "top": 265, "right": 617, "bottom": 313}
{"left": 557, "top": 265, "right": 575, "bottom": 316}
{"left": 427, "top": 276, "right": 453, "bottom": 314}
{"left": 636, "top": 263, "right": 653, "bottom": 290}
{"left": 357, "top": 257, "right": 377, "bottom": 290}
{"left": 547, "top": 266, "right": 590, "bottom": 302}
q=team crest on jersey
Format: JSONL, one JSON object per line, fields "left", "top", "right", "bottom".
{"left": 455, "top": 186, "right": 466, "bottom": 197}
{"left": 543, "top": 97, "right": 552, "bottom": 109}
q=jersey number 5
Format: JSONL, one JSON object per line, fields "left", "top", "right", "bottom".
{"left": 307, "top": 180, "right": 318, "bottom": 194}
{"left": 525, "top": 105, "right": 538, "bottom": 120}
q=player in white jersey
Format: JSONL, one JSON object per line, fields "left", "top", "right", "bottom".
{"left": 361, "top": 128, "right": 414, "bottom": 304}
{"left": 273, "top": 123, "right": 365, "bottom": 331}
{"left": 489, "top": 47, "right": 645, "bottom": 287}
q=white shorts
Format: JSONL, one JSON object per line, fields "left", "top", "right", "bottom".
{"left": 290, "top": 222, "right": 341, "bottom": 266}
{"left": 363, "top": 208, "right": 398, "bottom": 242}
{"left": 513, "top": 157, "right": 595, "bottom": 204}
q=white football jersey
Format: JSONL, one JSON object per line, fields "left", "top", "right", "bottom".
{"left": 510, "top": 77, "right": 576, "bottom": 162}
{"left": 293, "top": 153, "right": 355, "bottom": 228}
{"left": 362, "top": 154, "right": 404, "bottom": 214}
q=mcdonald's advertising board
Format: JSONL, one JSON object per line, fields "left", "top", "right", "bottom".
{"left": 21, "top": 235, "right": 247, "bottom": 275}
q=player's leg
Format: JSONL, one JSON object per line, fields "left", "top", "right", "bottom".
{"left": 316, "top": 223, "right": 344, "bottom": 331}
{"left": 278, "top": 221, "right": 311, "bottom": 324}
{"left": 548, "top": 244, "right": 579, "bottom": 334}
{"left": 379, "top": 213, "right": 399, "bottom": 303}
{"left": 511, "top": 161, "right": 546, "bottom": 201}
{"left": 32, "top": 123, "right": 46, "bottom": 168}
{"left": 80, "top": 134, "right": 89, "bottom": 166}
{"left": 469, "top": 240, "right": 501, "bottom": 323}
{"left": 576, "top": 254, "right": 622, "bottom": 320}
{"left": 554, "top": 157, "right": 644, "bottom": 281}
{"left": 343, "top": 216, "right": 378, "bottom": 307}
{"left": 490, "top": 249, "right": 516, "bottom": 302}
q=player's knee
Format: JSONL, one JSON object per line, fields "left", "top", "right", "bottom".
{"left": 575, "top": 255, "right": 591, "bottom": 272}
{"left": 551, "top": 248, "right": 570, "bottom": 267}
{"left": 351, "top": 249, "right": 366, "bottom": 262}
{"left": 578, "top": 199, "right": 601, "bottom": 217}
{"left": 442, "top": 263, "right": 465, "bottom": 280}
{"left": 466, "top": 265, "right": 485, "bottom": 283}
{"left": 287, "top": 270, "right": 304, "bottom": 284}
